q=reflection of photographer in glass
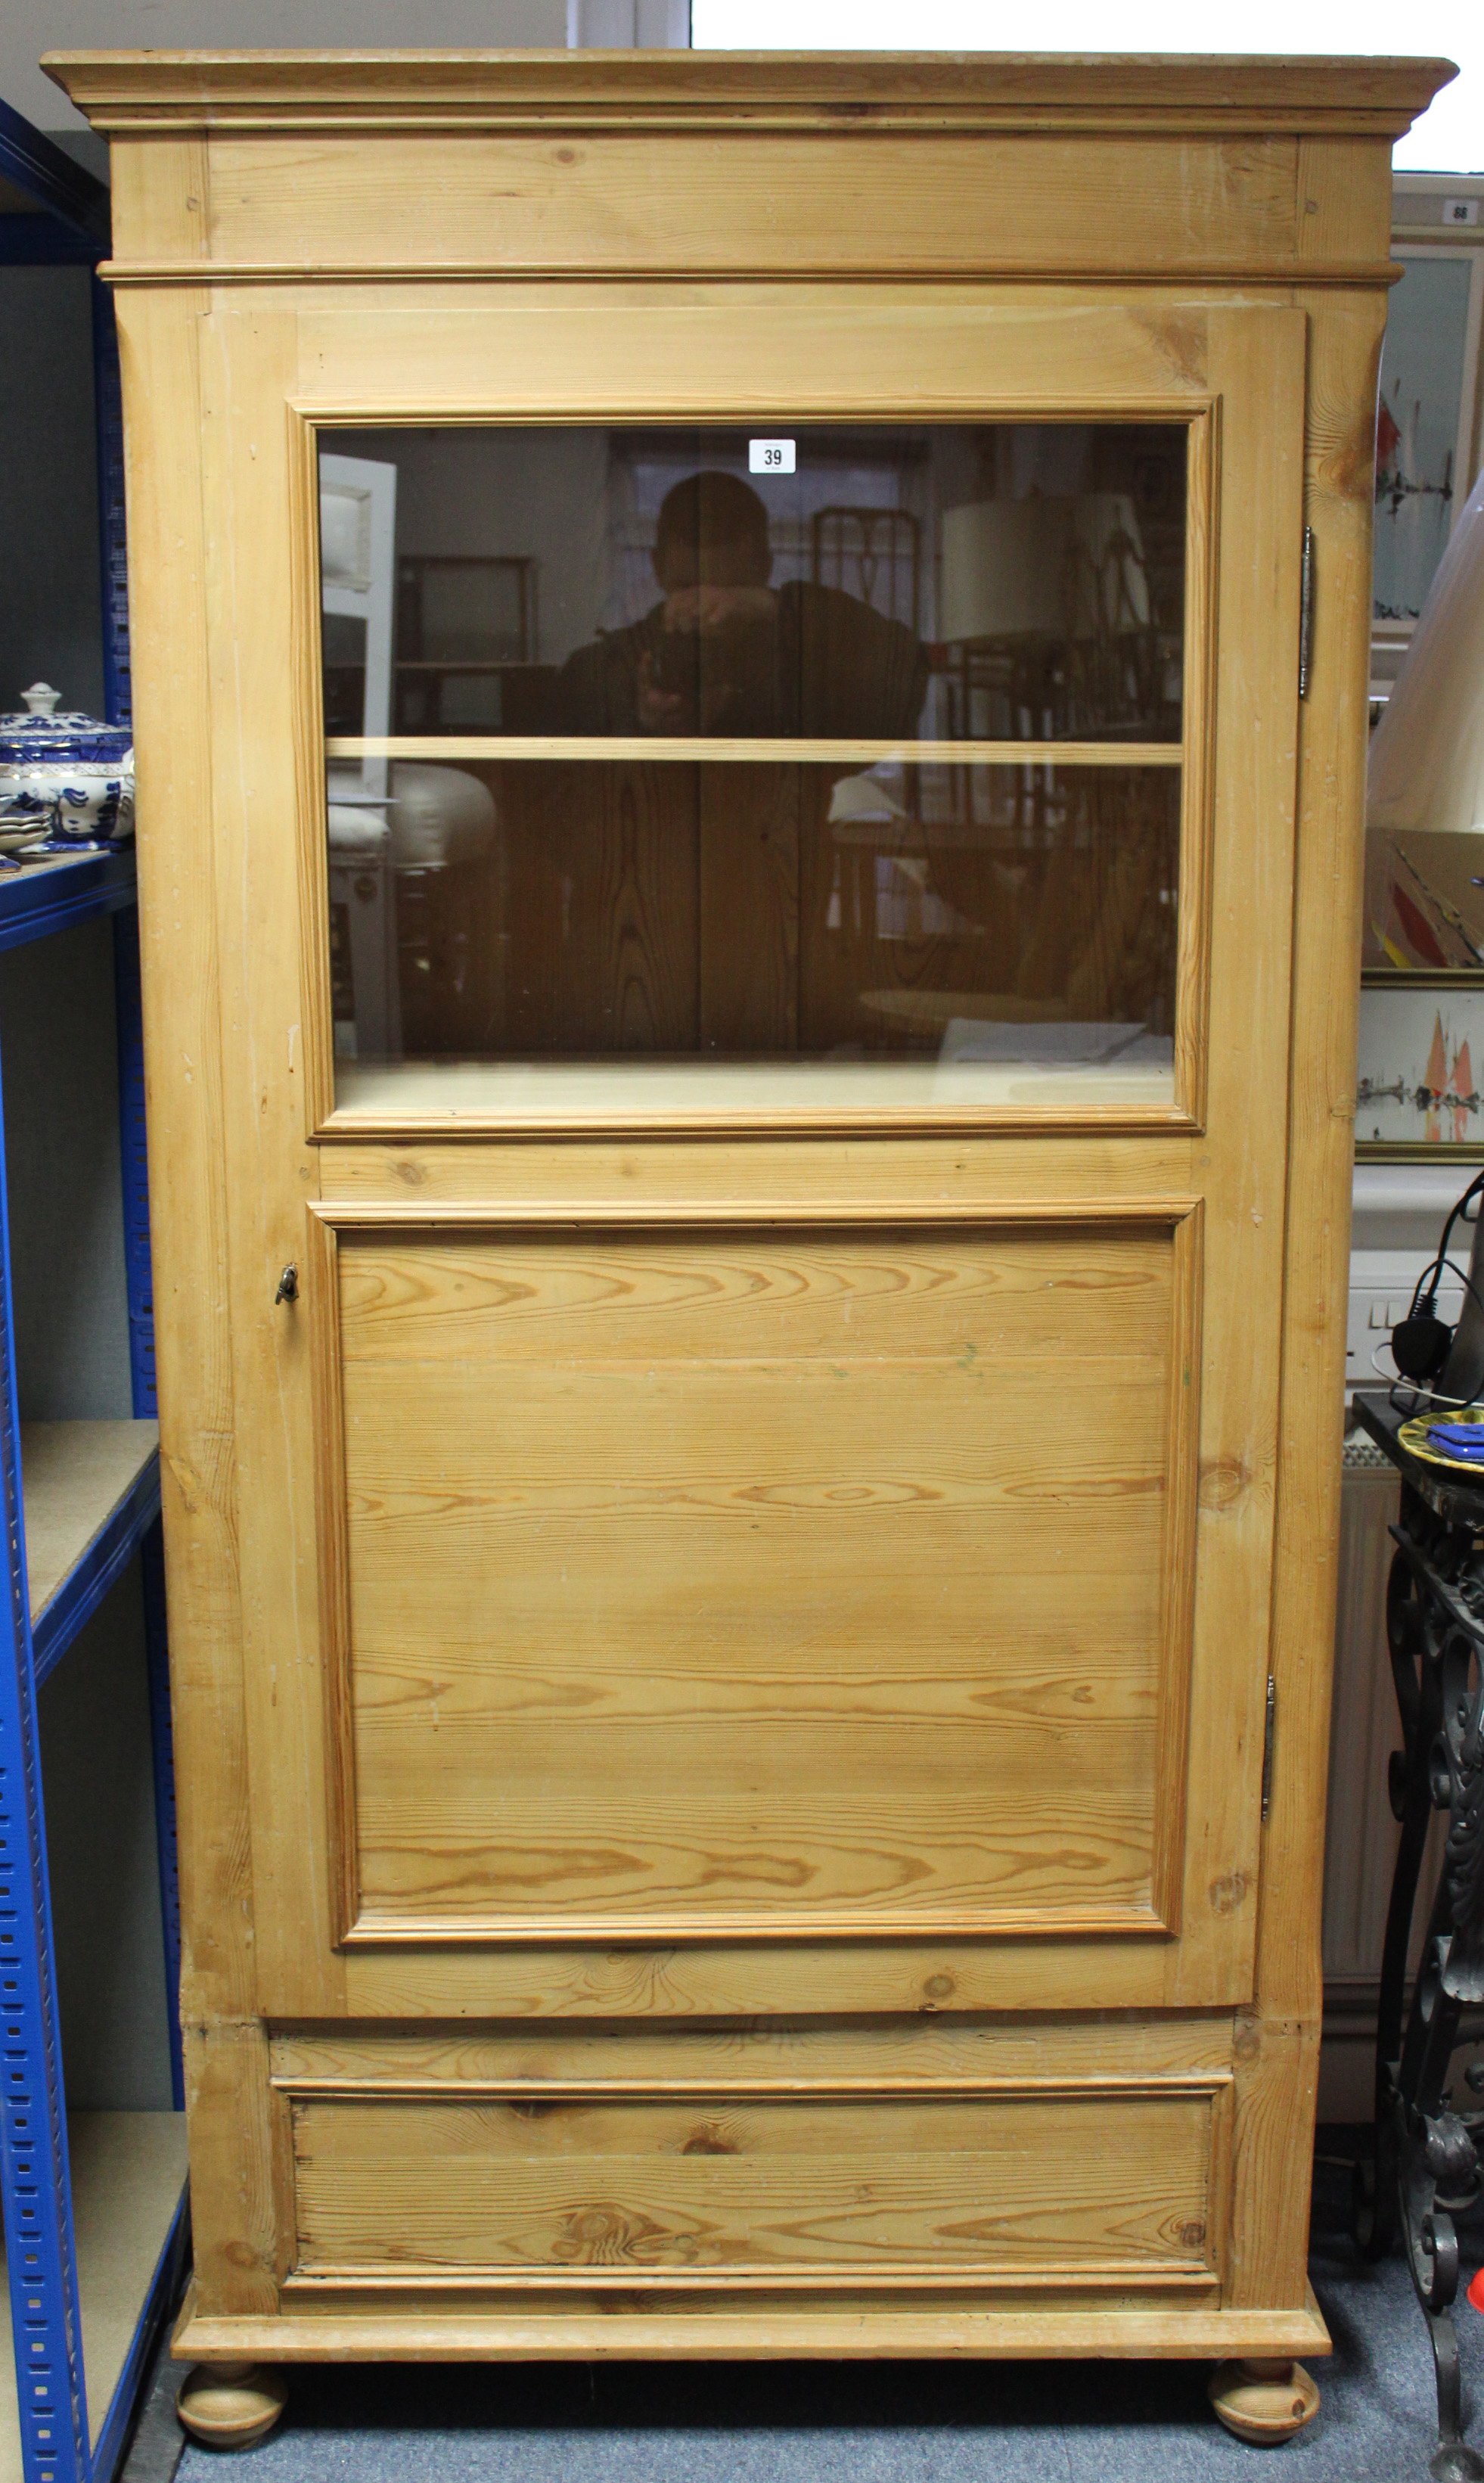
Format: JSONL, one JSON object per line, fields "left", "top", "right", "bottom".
{"left": 557, "top": 469, "right": 927, "bottom": 738}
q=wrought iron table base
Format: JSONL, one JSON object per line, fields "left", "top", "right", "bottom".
{"left": 1354, "top": 1395, "right": 1484, "bottom": 2481}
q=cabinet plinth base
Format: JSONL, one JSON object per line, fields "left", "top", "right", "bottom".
{"left": 171, "top": 2276, "right": 1332, "bottom": 2365}
{"left": 1208, "top": 2358, "right": 1320, "bottom": 2444}
{"left": 177, "top": 2362, "right": 288, "bottom": 2450}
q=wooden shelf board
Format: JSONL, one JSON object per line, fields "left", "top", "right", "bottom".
{"left": 326, "top": 735, "right": 1184, "bottom": 767}
{"left": 20, "top": 1420, "right": 160, "bottom": 1678}
{"left": 0, "top": 2109, "right": 187, "bottom": 2475}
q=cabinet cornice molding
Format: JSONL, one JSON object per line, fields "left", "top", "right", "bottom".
{"left": 43, "top": 48, "right": 1456, "bottom": 138}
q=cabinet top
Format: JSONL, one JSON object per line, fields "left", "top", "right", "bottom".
{"left": 44, "top": 48, "right": 1455, "bottom": 138}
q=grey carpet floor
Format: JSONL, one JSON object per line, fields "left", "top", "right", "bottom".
{"left": 173, "top": 2149, "right": 1481, "bottom": 2482}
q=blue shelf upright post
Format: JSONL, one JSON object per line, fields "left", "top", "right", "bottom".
{"left": 0, "top": 1073, "right": 89, "bottom": 2483}
{"left": 0, "top": 93, "right": 188, "bottom": 2474}
{"left": 0, "top": 100, "right": 114, "bottom": 2483}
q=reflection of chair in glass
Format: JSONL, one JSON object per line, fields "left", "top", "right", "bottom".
{"left": 803, "top": 767, "right": 1023, "bottom": 1055}
{"left": 1014, "top": 772, "right": 1180, "bottom": 1031}
{"left": 938, "top": 493, "right": 1161, "bottom": 740}
{"left": 810, "top": 506, "right": 921, "bottom": 634}
{"left": 799, "top": 762, "right": 1179, "bottom": 1055}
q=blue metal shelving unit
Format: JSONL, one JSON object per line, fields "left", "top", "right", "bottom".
{"left": 0, "top": 102, "right": 185, "bottom": 2483}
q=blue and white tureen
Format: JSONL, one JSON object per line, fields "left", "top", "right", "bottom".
{"left": 0, "top": 684, "right": 135, "bottom": 851}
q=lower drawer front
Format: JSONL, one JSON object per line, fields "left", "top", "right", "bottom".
{"left": 285, "top": 2086, "right": 1228, "bottom": 2290}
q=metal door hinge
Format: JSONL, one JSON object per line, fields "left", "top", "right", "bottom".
{"left": 1298, "top": 527, "right": 1315, "bottom": 700}
{"left": 1261, "top": 1674, "right": 1277, "bottom": 1820}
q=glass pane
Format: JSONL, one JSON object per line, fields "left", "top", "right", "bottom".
{"left": 318, "top": 422, "right": 1189, "bottom": 1116}
{"left": 1374, "top": 256, "right": 1473, "bottom": 629}
{"left": 320, "top": 422, "right": 1184, "bottom": 747}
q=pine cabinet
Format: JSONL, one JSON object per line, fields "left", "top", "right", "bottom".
{"left": 48, "top": 43, "right": 1451, "bottom": 2415}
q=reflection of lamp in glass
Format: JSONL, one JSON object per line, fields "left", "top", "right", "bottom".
{"left": 939, "top": 494, "right": 1151, "bottom": 738}
{"left": 1364, "top": 471, "right": 1484, "bottom": 974}
{"left": 940, "top": 495, "right": 1150, "bottom": 644}
{"left": 1369, "top": 468, "right": 1484, "bottom": 841}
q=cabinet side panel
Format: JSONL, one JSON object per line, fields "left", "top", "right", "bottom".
{"left": 114, "top": 283, "right": 277, "bottom": 2314}
{"left": 1163, "top": 303, "right": 1305, "bottom": 2009}
{"left": 1232, "top": 281, "right": 1390, "bottom": 2309}
{"left": 195, "top": 305, "right": 344, "bottom": 2015}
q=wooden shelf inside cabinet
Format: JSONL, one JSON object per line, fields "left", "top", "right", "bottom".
{"left": 0, "top": 849, "right": 137, "bottom": 957}
{"left": 22, "top": 1420, "right": 161, "bottom": 1685}
{"left": 0, "top": 2110, "right": 187, "bottom": 2478}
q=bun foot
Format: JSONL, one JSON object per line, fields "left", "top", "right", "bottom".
{"left": 176, "top": 2362, "right": 287, "bottom": 2450}
{"left": 1209, "top": 2357, "right": 1320, "bottom": 2444}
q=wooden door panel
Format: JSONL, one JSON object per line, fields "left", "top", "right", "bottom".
{"left": 282, "top": 2084, "right": 1229, "bottom": 2292}
{"left": 188, "top": 289, "right": 1300, "bottom": 2016}
{"left": 320, "top": 1212, "right": 1197, "bottom": 1945}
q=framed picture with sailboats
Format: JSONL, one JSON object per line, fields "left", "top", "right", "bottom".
{"left": 1356, "top": 968, "right": 1484, "bottom": 1160}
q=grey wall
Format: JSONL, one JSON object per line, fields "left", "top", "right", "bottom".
{"left": 334, "top": 426, "right": 613, "bottom": 667}
{"left": 0, "top": 268, "right": 104, "bottom": 725}
{"left": 38, "top": 1558, "right": 173, "bottom": 2112}
{"left": 0, "top": 915, "right": 132, "bottom": 1424}
{"left": 0, "top": 915, "right": 151, "bottom": 2102}
{"left": 0, "top": 911, "right": 163, "bottom": 2109}
{"left": 3, "top": 2, "right": 572, "bottom": 138}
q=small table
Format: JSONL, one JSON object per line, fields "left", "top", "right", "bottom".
{"left": 1351, "top": 1391, "right": 1484, "bottom": 2483}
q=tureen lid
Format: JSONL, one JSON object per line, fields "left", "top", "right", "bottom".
{"left": 0, "top": 684, "right": 132, "bottom": 765}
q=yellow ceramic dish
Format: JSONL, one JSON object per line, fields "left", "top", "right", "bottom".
{"left": 1399, "top": 1407, "right": 1484, "bottom": 1472}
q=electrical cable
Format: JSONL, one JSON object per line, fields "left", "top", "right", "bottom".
{"left": 1377, "top": 1175, "right": 1484, "bottom": 1416}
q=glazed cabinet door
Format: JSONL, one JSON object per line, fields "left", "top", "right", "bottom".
{"left": 182, "top": 287, "right": 1303, "bottom": 2031}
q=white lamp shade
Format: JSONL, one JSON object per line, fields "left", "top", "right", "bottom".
{"left": 1368, "top": 467, "right": 1484, "bottom": 837}
{"left": 939, "top": 493, "right": 1149, "bottom": 643}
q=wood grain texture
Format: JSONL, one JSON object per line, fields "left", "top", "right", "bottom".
{"left": 105, "top": 130, "right": 210, "bottom": 262}
{"left": 196, "top": 304, "right": 344, "bottom": 2018}
{"left": 327, "top": 1217, "right": 1194, "bottom": 1942}
{"left": 110, "top": 281, "right": 278, "bottom": 2317}
{"left": 80, "top": 53, "right": 1394, "bottom": 2359}
{"left": 267, "top": 2018, "right": 1240, "bottom": 2089}
{"left": 284, "top": 2087, "right": 1227, "bottom": 2286}
{"left": 1231, "top": 281, "right": 1392, "bottom": 2311}
{"left": 318, "top": 1134, "right": 1208, "bottom": 1204}
{"left": 76, "top": 102, "right": 1438, "bottom": 293}
{"left": 44, "top": 50, "right": 1455, "bottom": 136}
{"left": 170, "top": 2285, "right": 1330, "bottom": 2361}
{"left": 496, "top": 761, "right": 700, "bottom": 1056}
{"left": 697, "top": 766, "right": 799, "bottom": 1054}
{"left": 325, "top": 738, "right": 1185, "bottom": 766}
